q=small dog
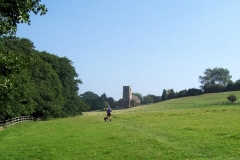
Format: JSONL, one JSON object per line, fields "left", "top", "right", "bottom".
{"left": 104, "top": 117, "right": 108, "bottom": 122}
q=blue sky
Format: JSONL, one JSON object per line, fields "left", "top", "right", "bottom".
{"left": 16, "top": 0, "right": 240, "bottom": 100}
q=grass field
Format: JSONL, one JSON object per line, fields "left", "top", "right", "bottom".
{"left": 0, "top": 91, "right": 240, "bottom": 159}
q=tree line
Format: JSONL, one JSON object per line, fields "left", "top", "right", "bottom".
{"left": 140, "top": 67, "right": 240, "bottom": 104}
{"left": 0, "top": 1, "right": 112, "bottom": 117}
{"left": 0, "top": 36, "right": 89, "bottom": 121}
{"left": 82, "top": 66, "right": 240, "bottom": 109}
{"left": 80, "top": 92, "right": 115, "bottom": 111}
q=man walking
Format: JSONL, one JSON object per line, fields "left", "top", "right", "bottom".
{"left": 106, "top": 106, "right": 112, "bottom": 122}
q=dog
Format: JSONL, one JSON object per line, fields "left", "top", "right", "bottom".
{"left": 104, "top": 117, "right": 108, "bottom": 122}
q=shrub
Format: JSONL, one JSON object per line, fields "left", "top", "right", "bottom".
{"left": 227, "top": 95, "right": 237, "bottom": 103}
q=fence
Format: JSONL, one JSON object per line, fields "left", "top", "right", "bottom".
{"left": 0, "top": 115, "right": 53, "bottom": 129}
{"left": 0, "top": 116, "right": 38, "bottom": 128}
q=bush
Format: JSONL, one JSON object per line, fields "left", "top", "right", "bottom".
{"left": 227, "top": 95, "right": 237, "bottom": 103}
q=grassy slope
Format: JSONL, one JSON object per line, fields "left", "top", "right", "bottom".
{"left": 0, "top": 91, "right": 240, "bottom": 160}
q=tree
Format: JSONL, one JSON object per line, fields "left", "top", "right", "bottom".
{"left": 100, "top": 93, "right": 107, "bottom": 101}
{"left": 0, "top": 36, "right": 86, "bottom": 120}
{"left": 81, "top": 91, "right": 105, "bottom": 111}
{"left": 146, "top": 94, "right": 160, "bottom": 103}
{"left": 30, "top": 59, "right": 64, "bottom": 118}
{"left": 234, "top": 79, "right": 240, "bottom": 91}
{"left": 0, "top": 36, "right": 37, "bottom": 120}
{"left": 175, "top": 89, "right": 187, "bottom": 98}
{"left": 186, "top": 88, "right": 203, "bottom": 96}
{"left": 167, "top": 89, "right": 175, "bottom": 100}
{"left": 225, "top": 80, "right": 234, "bottom": 91}
{"left": 227, "top": 95, "right": 237, "bottom": 103}
{"left": 0, "top": 0, "right": 47, "bottom": 35}
{"left": 132, "top": 93, "right": 143, "bottom": 102}
{"left": 203, "top": 83, "right": 224, "bottom": 93}
{"left": 130, "top": 99, "right": 137, "bottom": 107}
{"left": 116, "top": 99, "right": 123, "bottom": 108}
{"left": 35, "top": 51, "right": 85, "bottom": 117}
{"left": 56, "top": 57, "right": 83, "bottom": 116}
{"left": 106, "top": 97, "right": 115, "bottom": 108}
{"left": 142, "top": 96, "right": 154, "bottom": 104}
{"left": 161, "top": 89, "right": 167, "bottom": 101}
{"left": 199, "top": 68, "right": 232, "bottom": 91}
{"left": 0, "top": 67, "right": 35, "bottom": 120}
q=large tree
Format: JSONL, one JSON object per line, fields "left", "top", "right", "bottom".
{"left": 175, "top": 89, "right": 187, "bottom": 98}
{"left": 0, "top": 36, "right": 36, "bottom": 120}
{"left": 142, "top": 96, "right": 154, "bottom": 104}
{"left": 0, "top": 0, "right": 47, "bottom": 35}
{"left": 199, "top": 67, "right": 232, "bottom": 91}
{"left": 106, "top": 97, "right": 115, "bottom": 108}
{"left": 43, "top": 55, "right": 84, "bottom": 116}
{"left": 0, "top": 0, "right": 48, "bottom": 119}
{"left": 0, "top": 36, "right": 86, "bottom": 120}
{"left": 81, "top": 91, "right": 105, "bottom": 111}
{"left": 234, "top": 79, "right": 240, "bottom": 91}
{"left": 30, "top": 58, "right": 64, "bottom": 118}
{"left": 146, "top": 94, "right": 160, "bottom": 103}
{"left": 225, "top": 80, "right": 235, "bottom": 91}
{"left": 167, "top": 89, "right": 175, "bottom": 100}
{"left": 186, "top": 88, "right": 203, "bottom": 96}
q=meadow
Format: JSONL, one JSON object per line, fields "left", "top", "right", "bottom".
{"left": 0, "top": 91, "right": 240, "bottom": 160}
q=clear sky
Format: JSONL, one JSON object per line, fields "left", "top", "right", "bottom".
{"left": 16, "top": 0, "right": 240, "bottom": 100}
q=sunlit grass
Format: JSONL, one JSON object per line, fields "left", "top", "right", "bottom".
{"left": 1, "top": 91, "right": 240, "bottom": 159}
{"left": 84, "top": 91, "right": 240, "bottom": 116}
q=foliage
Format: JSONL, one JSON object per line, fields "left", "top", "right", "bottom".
{"left": 142, "top": 95, "right": 154, "bottom": 104}
{"left": 100, "top": 93, "right": 109, "bottom": 109}
{"left": 227, "top": 95, "right": 237, "bottom": 103}
{"left": 116, "top": 99, "right": 123, "bottom": 108}
{"left": 161, "top": 89, "right": 167, "bottom": 101}
{"left": 0, "top": 0, "right": 47, "bottom": 35}
{"left": 225, "top": 80, "right": 235, "bottom": 91}
{"left": 100, "top": 93, "right": 107, "bottom": 101}
{"left": 167, "top": 89, "right": 175, "bottom": 100}
{"left": 81, "top": 93, "right": 115, "bottom": 110}
{"left": 81, "top": 91, "right": 105, "bottom": 111}
{"left": 0, "top": 36, "right": 36, "bottom": 120}
{"left": 186, "top": 88, "right": 203, "bottom": 96}
{"left": 0, "top": 36, "right": 85, "bottom": 120}
{"left": 146, "top": 94, "right": 160, "bottom": 103}
{"left": 0, "top": 0, "right": 85, "bottom": 120}
{"left": 175, "top": 89, "right": 187, "bottom": 98}
{"left": 199, "top": 67, "right": 232, "bottom": 93}
{"left": 83, "top": 91, "right": 240, "bottom": 116}
{"left": 203, "top": 83, "right": 224, "bottom": 93}
{"left": 234, "top": 79, "right": 240, "bottom": 91}
{"left": 132, "top": 93, "right": 143, "bottom": 102}
{"left": 30, "top": 58, "right": 64, "bottom": 118}
{"left": 130, "top": 99, "right": 137, "bottom": 107}
{"left": 51, "top": 56, "right": 83, "bottom": 117}
{"left": 106, "top": 97, "right": 115, "bottom": 108}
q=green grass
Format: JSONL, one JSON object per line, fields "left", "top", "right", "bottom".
{"left": 1, "top": 91, "right": 240, "bottom": 159}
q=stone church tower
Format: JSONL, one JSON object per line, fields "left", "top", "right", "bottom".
{"left": 122, "top": 86, "right": 132, "bottom": 108}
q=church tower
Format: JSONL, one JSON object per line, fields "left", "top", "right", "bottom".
{"left": 122, "top": 86, "right": 132, "bottom": 108}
